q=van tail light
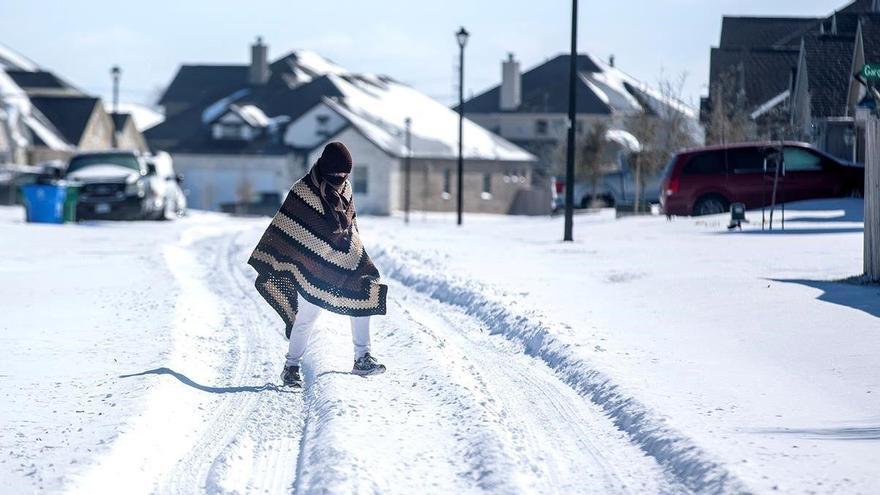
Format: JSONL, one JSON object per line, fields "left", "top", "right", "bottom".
{"left": 665, "top": 176, "right": 680, "bottom": 195}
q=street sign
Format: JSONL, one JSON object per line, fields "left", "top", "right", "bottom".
{"left": 861, "top": 64, "right": 880, "bottom": 80}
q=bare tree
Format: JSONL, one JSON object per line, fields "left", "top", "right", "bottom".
{"left": 552, "top": 121, "right": 610, "bottom": 207}
{"left": 705, "top": 67, "right": 754, "bottom": 145}
{"left": 626, "top": 72, "right": 699, "bottom": 211}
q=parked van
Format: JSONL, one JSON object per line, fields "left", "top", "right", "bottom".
{"left": 660, "top": 142, "right": 864, "bottom": 216}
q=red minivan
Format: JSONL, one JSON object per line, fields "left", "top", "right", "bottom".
{"left": 660, "top": 142, "right": 864, "bottom": 216}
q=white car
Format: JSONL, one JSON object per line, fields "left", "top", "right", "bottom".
{"left": 65, "top": 150, "right": 186, "bottom": 220}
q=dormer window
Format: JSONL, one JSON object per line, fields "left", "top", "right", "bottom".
{"left": 213, "top": 122, "right": 249, "bottom": 141}
{"left": 210, "top": 104, "right": 269, "bottom": 142}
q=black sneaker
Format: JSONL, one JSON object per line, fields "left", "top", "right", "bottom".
{"left": 280, "top": 364, "right": 302, "bottom": 387}
{"left": 352, "top": 352, "right": 386, "bottom": 376}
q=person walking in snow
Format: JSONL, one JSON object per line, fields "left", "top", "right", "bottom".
{"left": 248, "top": 142, "right": 388, "bottom": 387}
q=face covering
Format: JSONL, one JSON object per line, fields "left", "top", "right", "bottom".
{"left": 310, "top": 167, "right": 353, "bottom": 233}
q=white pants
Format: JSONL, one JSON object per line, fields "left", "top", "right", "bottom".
{"left": 285, "top": 293, "right": 371, "bottom": 367}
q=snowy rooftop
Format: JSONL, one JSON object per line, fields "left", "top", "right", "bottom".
{"left": 160, "top": 49, "right": 535, "bottom": 161}
{"left": 322, "top": 73, "right": 534, "bottom": 161}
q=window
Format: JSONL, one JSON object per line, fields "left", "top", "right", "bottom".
{"left": 535, "top": 119, "right": 548, "bottom": 136}
{"left": 783, "top": 147, "right": 823, "bottom": 172}
{"left": 683, "top": 151, "right": 726, "bottom": 175}
{"left": 481, "top": 173, "right": 492, "bottom": 200}
{"left": 442, "top": 169, "right": 452, "bottom": 199}
{"left": 353, "top": 165, "right": 368, "bottom": 194}
{"left": 213, "top": 123, "right": 246, "bottom": 141}
{"left": 726, "top": 148, "right": 765, "bottom": 174}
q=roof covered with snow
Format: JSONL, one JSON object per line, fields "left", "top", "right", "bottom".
{"left": 462, "top": 54, "right": 697, "bottom": 122}
{"left": 148, "top": 50, "right": 535, "bottom": 161}
{"left": 102, "top": 102, "right": 164, "bottom": 131}
{"left": 0, "top": 43, "right": 40, "bottom": 72}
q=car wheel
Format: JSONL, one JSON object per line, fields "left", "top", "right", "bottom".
{"left": 693, "top": 195, "right": 729, "bottom": 216}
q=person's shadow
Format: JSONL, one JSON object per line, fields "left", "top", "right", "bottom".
{"left": 119, "top": 367, "right": 296, "bottom": 394}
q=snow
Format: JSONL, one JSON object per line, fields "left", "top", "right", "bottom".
{"left": 200, "top": 89, "right": 251, "bottom": 124}
{"left": 605, "top": 128, "right": 641, "bottom": 153}
{"left": 365, "top": 198, "right": 880, "bottom": 494}
{"left": 323, "top": 74, "right": 535, "bottom": 161}
{"left": 0, "top": 42, "right": 39, "bottom": 71}
{"left": 1, "top": 70, "right": 71, "bottom": 151}
{"left": 102, "top": 102, "right": 164, "bottom": 131}
{"left": 2, "top": 197, "right": 878, "bottom": 494}
{"left": 235, "top": 104, "right": 270, "bottom": 128}
{"left": 750, "top": 90, "right": 791, "bottom": 120}
{"left": 288, "top": 50, "right": 348, "bottom": 77}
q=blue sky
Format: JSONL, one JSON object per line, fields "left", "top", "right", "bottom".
{"left": 1, "top": 0, "right": 850, "bottom": 109}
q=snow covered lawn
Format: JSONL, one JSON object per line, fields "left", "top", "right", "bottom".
{"left": 1, "top": 198, "right": 878, "bottom": 494}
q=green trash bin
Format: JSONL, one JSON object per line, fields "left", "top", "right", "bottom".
{"left": 63, "top": 183, "right": 80, "bottom": 223}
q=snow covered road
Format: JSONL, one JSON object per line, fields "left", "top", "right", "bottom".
{"left": 2, "top": 209, "right": 679, "bottom": 494}
{"left": 4, "top": 200, "right": 878, "bottom": 494}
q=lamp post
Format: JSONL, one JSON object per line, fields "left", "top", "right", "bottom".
{"left": 404, "top": 117, "right": 412, "bottom": 224}
{"left": 563, "top": 0, "right": 578, "bottom": 242}
{"left": 110, "top": 65, "right": 121, "bottom": 149}
{"left": 456, "top": 26, "right": 469, "bottom": 226}
{"left": 110, "top": 65, "right": 121, "bottom": 114}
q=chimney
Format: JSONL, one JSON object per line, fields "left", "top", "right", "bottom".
{"left": 249, "top": 37, "right": 269, "bottom": 85}
{"left": 500, "top": 53, "right": 521, "bottom": 111}
{"left": 609, "top": 54, "right": 615, "bottom": 67}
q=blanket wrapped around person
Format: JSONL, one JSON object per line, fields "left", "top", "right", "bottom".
{"left": 247, "top": 142, "right": 387, "bottom": 338}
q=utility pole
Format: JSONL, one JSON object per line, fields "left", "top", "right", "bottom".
{"left": 563, "top": 0, "right": 578, "bottom": 241}
{"left": 404, "top": 117, "right": 412, "bottom": 224}
{"left": 456, "top": 27, "right": 469, "bottom": 226}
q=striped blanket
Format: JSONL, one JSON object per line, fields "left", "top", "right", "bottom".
{"left": 248, "top": 174, "right": 387, "bottom": 337}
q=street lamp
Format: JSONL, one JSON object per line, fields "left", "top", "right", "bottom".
{"left": 456, "top": 26, "right": 469, "bottom": 226}
{"left": 110, "top": 65, "right": 121, "bottom": 115}
{"left": 110, "top": 65, "right": 121, "bottom": 149}
{"left": 563, "top": 0, "right": 578, "bottom": 242}
{"left": 404, "top": 117, "right": 412, "bottom": 224}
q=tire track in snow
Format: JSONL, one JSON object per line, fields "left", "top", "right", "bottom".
{"left": 158, "top": 228, "right": 305, "bottom": 494}
{"left": 373, "top": 245, "right": 748, "bottom": 494}
{"left": 289, "top": 279, "right": 678, "bottom": 494}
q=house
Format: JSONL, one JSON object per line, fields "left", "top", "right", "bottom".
{"left": 459, "top": 53, "right": 699, "bottom": 179}
{"left": 703, "top": 0, "right": 880, "bottom": 161}
{"left": 0, "top": 43, "right": 148, "bottom": 164}
{"left": 146, "top": 38, "right": 538, "bottom": 215}
{"left": 110, "top": 112, "right": 149, "bottom": 152}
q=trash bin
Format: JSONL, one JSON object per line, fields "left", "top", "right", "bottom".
{"left": 21, "top": 183, "right": 66, "bottom": 224}
{"left": 63, "top": 183, "right": 80, "bottom": 223}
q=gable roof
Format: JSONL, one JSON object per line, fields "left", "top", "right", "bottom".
{"left": 110, "top": 112, "right": 133, "bottom": 132}
{"left": 3, "top": 70, "right": 82, "bottom": 96}
{"left": 148, "top": 50, "right": 536, "bottom": 161}
{"left": 839, "top": 0, "right": 880, "bottom": 14}
{"left": 719, "top": 17, "right": 821, "bottom": 49}
{"left": 801, "top": 34, "right": 856, "bottom": 117}
{"left": 859, "top": 13, "right": 880, "bottom": 63}
{"left": 157, "top": 65, "right": 248, "bottom": 107}
{"left": 322, "top": 73, "right": 534, "bottom": 161}
{"left": 29, "top": 96, "right": 101, "bottom": 145}
{"left": 709, "top": 47, "right": 799, "bottom": 110}
{"left": 463, "top": 54, "right": 610, "bottom": 115}
{"left": 0, "top": 43, "right": 39, "bottom": 71}
{"left": 462, "top": 53, "right": 695, "bottom": 123}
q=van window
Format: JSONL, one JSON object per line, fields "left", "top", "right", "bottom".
{"left": 783, "top": 147, "right": 823, "bottom": 172}
{"left": 727, "top": 148, "right": 765, "bottom": 173}
{"left": 683, "top": 151, "right": 726, "bottom": 175}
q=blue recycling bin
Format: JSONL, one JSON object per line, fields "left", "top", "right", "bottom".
{"left": 21, "top": 183, "right": 67, "bottom": 224}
